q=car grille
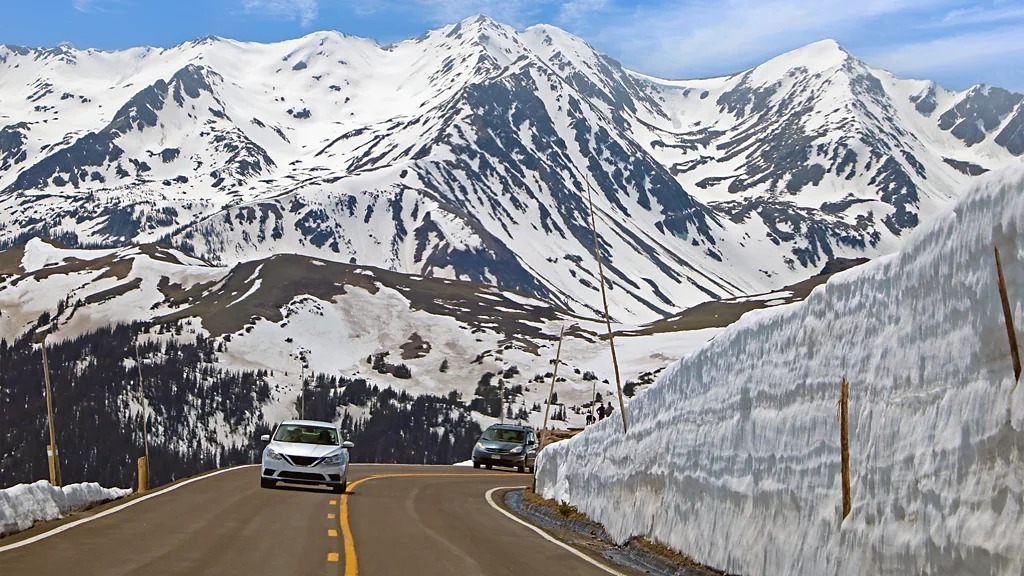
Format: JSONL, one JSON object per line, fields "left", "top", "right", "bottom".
{"left": 485, "top": 447, "right": 510, "bottom": 454}
{"left": 286, "top": 455, "right": 319, "bottom": 467}
{"left": 278, "top": 471, "right": 325, "bottom": 481}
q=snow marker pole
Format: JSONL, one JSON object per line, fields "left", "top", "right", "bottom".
{"left": 541, "top": 326, "right": 566, "bottom": 449}
{"left": 135, "top": 343, "right": 150, "bottom": 492}
{"left": 41, "top": 336, "right": 62, "bottom": 487}
{"left": 839, "top": 377, "right": 851, "bottom": 520}
{"left": 585, "top": 177, "right": 628, "bottom": 433}
{"left": 994, "top": 246, "right": 1021, "bottom": 382}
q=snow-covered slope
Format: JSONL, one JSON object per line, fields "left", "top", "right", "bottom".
{"left": 536, "top": 167, "right": 1024, "bottom": 575}
{"left": 2, "top": 19, "right": 1021, "bottom": 322}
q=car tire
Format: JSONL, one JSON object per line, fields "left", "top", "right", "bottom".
{"left": 332, "top": 481, "right": 347, "bottom": 494}
{"left": 473, "top": 461, "right": 481, "bottom": 469}
{"left": 485, "top": 464, "right": 493, "bottom": 470}
{"left": 517, "top": 464, "right": 526, "bottom": 473}
{"left": 260, "top": 478, "right": 276, "bottom": 489}
{"left": 528, "top": 465, "right": 535, "bottom": 474}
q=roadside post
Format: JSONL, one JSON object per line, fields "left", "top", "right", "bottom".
{"left": 41, "top": 336, "right": 62, "bottom": 487}
{"left": 540, "top": 326, "right": 567, "bottom": 450}
{"left": 135, "top": 343, "right": 150, "bottom": 492}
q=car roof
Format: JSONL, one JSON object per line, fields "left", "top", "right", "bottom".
{"left": 279, "top": 420, "right": 336, "bottom": 428}
{"left": 487, "top": 424, "right": 533, "bottom": 431}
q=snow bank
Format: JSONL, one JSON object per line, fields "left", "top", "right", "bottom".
{"left": 536, "top": 167, "right": 1024, "bottom": 576}
{"left": 0, "top": 481, "right": 131, "bottom": 537}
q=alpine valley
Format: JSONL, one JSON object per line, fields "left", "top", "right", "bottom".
{"left": 1, "top": 15, "right": 1021, "bottom": 488}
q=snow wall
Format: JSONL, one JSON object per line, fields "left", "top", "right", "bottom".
{"left": 0, "top": 481, "right": 131, "bottom": 537}
{"left": 536, "top": 167, "right": 1024, "bottom": 575}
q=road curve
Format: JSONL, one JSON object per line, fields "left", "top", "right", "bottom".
{"left": 0, "top": 464, "right": 638, "bottom": 576}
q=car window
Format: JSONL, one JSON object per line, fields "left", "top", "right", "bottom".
{"left": 273, "top": 424, "right": 339, "bottom": 445}
{"left": 481, "top": 428, "right": 526, "bottom": 443}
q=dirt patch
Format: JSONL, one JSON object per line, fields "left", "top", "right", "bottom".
{"left": 506, "top": 487, "right": 730, "bottom": 576}
{"left": 0, "top": 244, "right": 26, "bottom": 277}
{"left": 158, "top": 254, "right": 573, "bottom": 342}
{"left": 400, "top": 332, "right": 432, "bottom": 360}
{"left": 83, "top": 277, "right": 143, "bottom": 305}
{"left": 630, "top": 258, "right": 868, "bottom": 336}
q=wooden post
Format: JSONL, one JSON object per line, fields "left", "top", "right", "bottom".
{"left": 137, "top": 456, "right": 149, "bottom": 493}
{"left": 994, "top": 246, "right": 1021, "bottom": 381}
{"left": 135, "top": 343, "right": 150, "bottom": 492}
{"left": 540, "top": 326, "right": 566, "bottom": 449}
{"left": 584, "top": 177, "right": 628, "bottom": 434}
{"left": 41, "top": 338, "right": 62, "bottom": 487}
{"left": 839, "top": 377, "right": 851, "bottom": 520}
{"left": 299, "top": 364, "right": 306, "bottom": 419}
{"left": 499, "top": 378, "right": 505, "bottom": 424}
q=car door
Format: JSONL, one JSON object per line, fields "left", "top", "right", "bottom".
{"left": 526, "top": 432, "right": 538, "bottom": 465}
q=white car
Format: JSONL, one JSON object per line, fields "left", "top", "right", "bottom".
{"left": 260, "top": 420, "right": 354, "bottom": 493}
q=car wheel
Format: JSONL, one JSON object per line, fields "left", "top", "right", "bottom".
{"left": 528, "top": 466, "right": 535, "bottom": 474}
{"left": 485, "top": 464, "right": 493, "bottom": 470}
{"left": 517, "top": 464, "right": 526, "bottom": 473}
{"left": 333, "top": 481, "right": 347, "bottom": 494}
{"left": 473, "top": 461, "right": 481, "bottom": 469}
{"left": 260, "top": 478, "right": 276, "bottom": 489}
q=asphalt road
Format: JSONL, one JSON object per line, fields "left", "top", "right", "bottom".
{"left": 0, "top": 464, "right": 635, "bottom": 576}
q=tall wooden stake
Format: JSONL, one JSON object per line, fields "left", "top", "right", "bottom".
{"left": 541, "top": 326, "right": 566, "bottom": 449}
{"left": 995, "top": 246, "right": 1021, "bottom": 382}
{"left": 500, "top": 378, "right": 505, "bottom": 424}
{"left": 41, "top": 338, "right": 62, "bottom": 487}
{"left": 839, "top": 377, "right": 851, "bottom": 520}
{"left": 299, "top": 364, "right": 306, "bottom": 419}
{"left": 135, "top": 343, "right": 150, "bottom": 492}
{"left": 585, "top": 177, "right": 628, "bottom": 433}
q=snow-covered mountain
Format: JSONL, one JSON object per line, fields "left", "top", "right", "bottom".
{"left": 2, "top": 16, "right": 1021, "bottom": 321}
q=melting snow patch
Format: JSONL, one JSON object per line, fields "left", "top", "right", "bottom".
{"left": 0, "top": 480, "right": 131, "bottom": 537}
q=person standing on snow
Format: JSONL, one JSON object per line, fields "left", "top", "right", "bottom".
{"left": 596, "top": 403, "right": 606, "bottom": 420}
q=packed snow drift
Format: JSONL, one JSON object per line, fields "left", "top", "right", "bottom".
{"left": 0, "top": 481, "right": 131, "bottom": 537}
{"left": 536, "top": 167, "right": 1024, "bottom": 575}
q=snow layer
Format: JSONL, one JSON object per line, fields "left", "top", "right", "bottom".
{"left": 536, "top": 167, "right": 1024, "bottom": 575}
{"left": 0, "top": 480, "right": 131, "bottom": 537}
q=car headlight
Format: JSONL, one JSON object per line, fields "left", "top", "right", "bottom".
{"left": 474, "top": 442, "right": 484, "bottom": 451}
{"left": 321, "top": 453, "right": 345, "bottom": 466}
{"left": 510, "top": 446, "right": 523, "bottom": 454}
{"left": 265, "top": 448, "right": 284, "bottom": 461}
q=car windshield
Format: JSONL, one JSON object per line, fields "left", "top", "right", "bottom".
{"left": 273, "top": 424, "right": 339, "bottom": 445}
{"left": 481, "top": 428, "right": 526, "bottom": 443}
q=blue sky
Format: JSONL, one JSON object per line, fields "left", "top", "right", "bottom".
{"left": 2, "top": 0, "right": 1023, "bottom": 90}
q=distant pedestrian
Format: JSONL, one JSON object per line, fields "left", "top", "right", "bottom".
{"left": 585, "top": 413, "right": 595, "bottom": 425}
{"left": 596, "top": 403, "right": 606, "bottom": 420}
{"left": 605, "top": 402, "right": 614, "bottom": 418}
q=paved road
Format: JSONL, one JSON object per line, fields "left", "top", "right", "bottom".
{"left": 0, "top": 465, "right": 634, "bottom": 576}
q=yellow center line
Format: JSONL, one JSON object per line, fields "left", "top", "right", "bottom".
{"left": 328, "top": 529, "right": 338, "bottom": 537}
{"left": 339, "top": 473, "right": 512, "bottom": 576}
{"left": 328, "top": 552, "right": 340, "bottom": 563}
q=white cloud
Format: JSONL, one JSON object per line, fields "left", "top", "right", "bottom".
{"left": 243, "top": 0, "right": 319, "bottom": 26}
{"left": 865, "top": 25, "right": 1024, "bottom": 90}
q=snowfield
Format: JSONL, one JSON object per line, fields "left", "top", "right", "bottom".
{"left": 0, "top": 481, "right": 131, "bottom": 538}
{"left": 536, "top": 167, "right": 1024, "bottom": 575}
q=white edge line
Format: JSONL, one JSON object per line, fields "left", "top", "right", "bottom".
{"left": 0, "top": 464, "right": 259, "bottom": 554}
{"left": 485, "top": 486, "right": 629, "bottom": 576}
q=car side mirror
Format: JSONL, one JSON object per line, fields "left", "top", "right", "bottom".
{"left": 260, "top": 434, "right": 271, "bottom": 443}
{"left": 342, "top": 441, "right": 354, "bottom": 449}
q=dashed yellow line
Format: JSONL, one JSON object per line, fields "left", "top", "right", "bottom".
{"left": 339, "top": 473, "right": 511, "bottom": 576}
{"left": 328, "top": 529, "right": 338, "bottom": 537}
{"left": 327, "top": 513, "right": 336, "bottom": 519}
{"left": 327, "top": 552, "right": 340, "bottom": 563}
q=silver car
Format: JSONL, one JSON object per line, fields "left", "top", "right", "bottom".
{"left": 260, "top": 420, "right": 354, "bottom": 493}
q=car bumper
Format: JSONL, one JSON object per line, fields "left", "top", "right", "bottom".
{"left": 472, "top": 450, "right": 527, "bottom": 466}
{"left": 262, "top": 461, "right": 348, "bottom": 486}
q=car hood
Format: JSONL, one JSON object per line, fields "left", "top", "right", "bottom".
{"left": 478, "top": 440, "right": 523, "bottom": 450}
{"left": 269, "top": 441, "right": 340, "bottom": 458}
